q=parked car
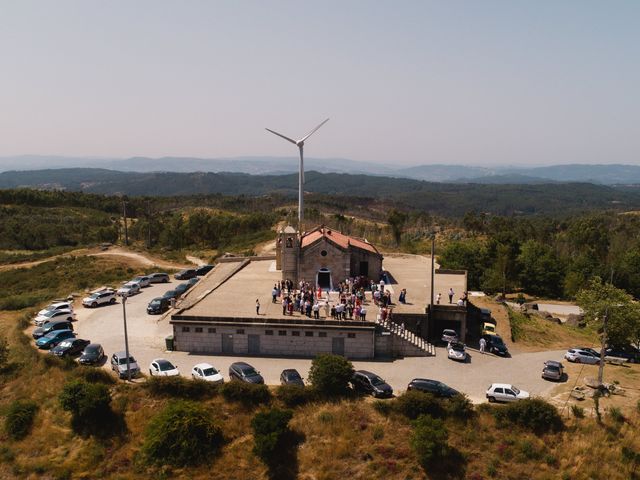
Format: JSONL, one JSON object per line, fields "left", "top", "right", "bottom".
{"left": 441, "top": 329, "right": 459, "bottom": 344}
{"left": 482, "top": 334, "right": 509, "bottom": 356}
{"left": 36, "top": 329, "right": 76, "bottom": 349}
{"left": 564, "top": 348, "right": 600, "bottom": 364}
{"left": 147, "top": 297, "right": 170, "bottom": 315}
{"left": 174, "top": 269, "right": 197, "bottom": 280}
{"left": 131, "top": 276, "right": 151, "bottom": 288}
{"left": 192, "top": 363, "right": 224, "bottom": 383}
{"left": 280, "top": 369, "right": 304, "bottom": 386}
{"left": 37, "top": 301, "right": 73, "bottom": 317}
{"left": 603, "top": 345, "right": 640, "bottom": 364}
{"left": 174, "top": 283, "right": 190, "bottom": 296}
{"left": 50, "top": 338, "right": 91, "bottom": 357}
{"left": 577, "top": 347, "right": 600, "bottom": 357}
{"left": 229, "top": 362, "right": 264, "bottom": 384}
{"left": 82, "top": 288, "right": 117, "bottom": 308}
{"left": 79, "top": 343, "right": 105, "bottom": 365}
{"left": 34, "top": 309, "right": 76, "bottom": 327}
{"left": 187, "top": 277, "right": 200, "bottom": 288}
{"left": 110, "top": 351, "right": 140, "bottom": 379}
{"left": 148, "top": 272, "right": 170, "bottom": 284}
{"left": 162, "top": 289, "right": 179, "bottom": 300}
{"left": 33, "top": 319, "right": 74, "bottom": 339}
{"left": 542, "top": 360, "right": 564, "bottom": 381}
{"left": 481, "top": 322, "right": 496, "bottom": 335}
{"left": 195, "top": 264, "right": 214, "bottom": 276}
{"left": 447, "top": 341, "right": 467, "bottom": 362}
{"left": 149, "top": 358, "right": 180, "bottom": 377}
{"left": 486, "top": 383, "right": 530, "bottom": 403}
{"left": 117, "top": 282, "right": 141, "bottom": 297}
{"left": 351, "top": 370, "right": 393, "bottom": 398}
{"left": 407, "top": 378, "right": 460, "bottom": 398}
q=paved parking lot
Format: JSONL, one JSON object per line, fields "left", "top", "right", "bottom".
{"left": 74, "top": 280, "right": 565, "bottom": 403}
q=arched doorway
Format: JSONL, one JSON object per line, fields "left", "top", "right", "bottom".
{"left": 317, "top": 268, "right": 332, "bottom": 291}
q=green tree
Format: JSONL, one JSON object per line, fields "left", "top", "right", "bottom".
{"left": 411, "top": 415, "right": 450, "bottom": 469}
{"left": 308, "top": 354, "right": 354, "bottom": 397}
{"left": 251, "top": 408, "right": 293, "bottom": 463}
{"left": 516, "top": 240, "right": 564, "bottom": 297}
{"left": 438, "top": 240, "right": 488, "bottom": 290}
{"left": 387, "top": 209, "right": 408, "bottom": 246}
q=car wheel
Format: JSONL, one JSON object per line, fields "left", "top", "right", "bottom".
{"left": 110, "top": 298, "right": 116, "bottom": 304}
{"left": 488, "top": 396, "right": 496, "bottom": 403}
{"left": 91, "top": 302, "right": 97, "bottom": 308}
{"left": 163, "top": 278, "right": 169, "bottom": 283}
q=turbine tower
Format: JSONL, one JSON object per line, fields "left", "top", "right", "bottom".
{"left": 266, "top": 118, "right": 329, "bottom": 232}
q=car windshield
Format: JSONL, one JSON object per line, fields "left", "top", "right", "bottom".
{"left": 150, "top": 299, "right": 161, "bottom": 306}
{"left": 43, "top": 310, "right": 59, "bottom": 317}
{"left": 443, "top": 330, "right": 456, "bottom": 336}
{"left": 492, "top": 337, "right": 504, "bottom": 345}
{"left": 85, "top": 345, "right": 100, "bottom": 353}
{"left": 546, "top": 365, "right": 560, "bottom": 372}
{"left": 512, "top": 386, "right": 520, "bottom": 395}
{"left": 370, "top": 375, "right": 386, "bottom": 386}
{"left": 203, "top": 367, "right": 218, "bottom": 376}
{"left": 58, "top": 340, "right": 73, "bottom": 347}
{"left": 286, "top": 371, "right": 301, "bottom": 380}
{"left": 118, "top": 356, "right": 136, "bottom": 365}
{"left": 451, "top": 343, "right": 464, "bottom": 351}
{"left": 241, "top": 366, "right": 258, "bottom": 376}
{"left": 157, "top": 360, "right": 175, "bottom": 371}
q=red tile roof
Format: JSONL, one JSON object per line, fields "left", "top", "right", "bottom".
{"left": 300, "top": 226, "right": 381, "bottom": 255}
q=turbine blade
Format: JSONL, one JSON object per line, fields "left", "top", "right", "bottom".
{"left": 299, "top": 118, "right": 330, "bottom": 143}
{"left": 265, "top": 128, "right": 297, "bottom": 145}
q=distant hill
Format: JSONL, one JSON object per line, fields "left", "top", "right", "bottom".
{"left": 2, "top": 168, "right": 639, "bottom": 216}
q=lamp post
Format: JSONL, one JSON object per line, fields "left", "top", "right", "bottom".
{"left": 121, "top": 294, "right": 132, "bottom": 381}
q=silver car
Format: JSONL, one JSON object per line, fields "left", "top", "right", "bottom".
{"left": 441, "top": 329, "right": 459, "bottom": 344}
{"left": 542, "top": 360, "right": 564, "bottom": 381}
{"left": 110, "top": 351, "right": 140, "bottom": 379}
{"left": 564, "top": 348, "right": 600, "bottom": 365}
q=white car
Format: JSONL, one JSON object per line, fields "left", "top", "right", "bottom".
{"left": 117, "top": 282, "right": 141, "bottom": 297}
{"left": 191, "top": 363, "right": 224, "bottom": 383}
{"left": 447, "top": 341, "right": 467, "bottom": 362}
{"left": 131, "top": 276, "right": 151, "bottom": 288}
{"left": 34, "top": 309, "right": 76, "bottom": 327}
{"left": 149, "top": 358, "right": 180, "bottom": 377}
{"left": 37, "top": 302, "right": 73, "bottom": 317}
{"left": 486, "top": 383, "right": 530, "bottom": 403}
{"left": 564, "top": 348, "right": 600, "bottom": 365}
{"left": 82, "top": 289, "right": 117, "bottom": 308}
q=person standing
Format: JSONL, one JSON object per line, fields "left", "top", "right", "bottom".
{"left": 255, "top": 299, "right": 260, "bottom": 315}
{"left": 479, "top": 337, "right": 486, "bottom": 354}
{"left": 448, "top": 288, "right": 454, "bottom": 304}
{"left": 436, "top": 292, "right": 441, "bottom": 305}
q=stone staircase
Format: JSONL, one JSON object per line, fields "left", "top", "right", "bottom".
{"left": 376, "top": 319, "right": 435, "bottom": 357}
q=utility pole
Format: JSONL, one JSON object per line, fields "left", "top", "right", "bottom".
{"left": 122, "top": 199, "right": 129, "bottom": 247}
{"left": 597, "top": 306, "right": 608, "bottom": 386}
{"left": 121, "top": 294, "right": 132, "bottom": 381}
{"left": 430, "top": 235, "right": 435, "bottom": 310}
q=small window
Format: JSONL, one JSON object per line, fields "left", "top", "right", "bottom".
{"left": 195, "top": 327, "right": 203, "bottom": 333}
{"left": 319, "top": 332, "right": 327, "bottom": 338}
{"left": 265, "top": 330, "right": 273, "bottom": 335}
{"left": 320, "top": 250, "right": 328, "bottom": 257}
{"left": 236, "top": 329, "right": 245, "bottom": 334}
{"left": 278, "top": 330, "right": 287, "bottom": 336}
{"left": 291, "top": 331, "right": 300, "bottom": 337}
{"left": 182, "top": 326, "right": 190, "bottom": 332}
{"left": 347, "top": 333, "right": 356, "bottom": 338}
{"left": 494, "top": 388, "right": 504, "bottom": 394}
{"left": 208, "top": 328, "right": 216, "bottom": 334}
{"left": 305, "top": 331, "right": 314, "bottom": 337}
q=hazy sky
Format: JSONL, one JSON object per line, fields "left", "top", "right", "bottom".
{"left": 1, "top": 1, "right": 638, "bottom": 166}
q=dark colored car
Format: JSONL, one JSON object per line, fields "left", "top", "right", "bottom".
{"left": 482, "top": 334, "right": 509, "bottom": 356}
{"left": 147, "top": 297, "right": 170, "bottom": 315}
{"left": 195, "top": 264, "right": 214, "bottom": 276}
{"left": 162, "top": 289, "right": 179, "bottom": 300}
{"left": 50, "top": 338, "right": 91, "bottom": 357}
{"left": 603, "top": 345, "right": 640, "bottom": 364}
{"left": 407, "top": 378, "right": 460, "bottom": 398}
{"left": 32, "top": 320, "right": 74, "bottom": 340}
{"left": 187, "top": 277, "right": 200, "bottom": 288}
{"left": 148, "top": 272, "right": 170, "bottom": 283}
{"left": 79, "top": 343, "right": 105, "bottom": 365}
{"left": 351, "top": 370, "right": 393, "bottom": 398}
{"left": 174, "top": 283, "right": 190, "bottom": 296}
{"left": 174, "top": 269, "right": 197, "bottom": 280}
{"left": 228, "top": 362, "right": 264, "bottom": 384}
{"left": 280, "top": 369, "right": 304, "bottom": 386}
{"left": 36, "top": 329, "right": 76, "bottom": 349}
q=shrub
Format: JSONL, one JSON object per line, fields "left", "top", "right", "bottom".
{"left": 142, "top": 400, "right": 224, "bottom": 467}
{"left": 373, "top": 400, "right": 393, "bottom": 416}
{"left": 251, "top": 408, "right": 293, "bottom": 463}
{"left": 276, "top": 384, "right": 315, "bottom": 407}
{"left": 444, "top": 394, "right": 474, "bottom": 420}
{"left": 0, "top": 336, "right": 8, "bottom": 368}
{"left": 394, "top": 391, "right": 444, "bottom": 420}
{"left": 307, "top": 354, "right": 354, "bottom": 397}
{"left": 58, "top": 379, "right": 122, "bottom": 436}
{"left": 493, "top": 398, "right": 562, "bottom": 433}
{"left": 221, "top": 381, "right": 271, "bottom": 406}
{"left": 411, "top": 415, "right": 450, "bottom": 469}
{"left": 71, "top": 367, "right": 116, "bottom": 385}
{"left": 571, "top": 404, "right": 585, "bottom": 419}
{"left": 145, "top": 376, "right": 219, "bottom": 399}
{"left": 5, "top": 400, "right": 38, "bottom": 440}
{"left": 607, "top": 407, "right": 625, "bottom": 423}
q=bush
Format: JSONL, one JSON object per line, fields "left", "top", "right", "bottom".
{"left": 571, "top": 404, "right": 585, "bottom": 419}
{"left": 394, "top": 391, "right": 444, "bottom": 420}
{"left": 444, "top": 394, "right": 474, "bottom": 420}
{"left": 5, "top": 400, "right": 38, "bottom": 440}
{"left": 276, "top": 385, "right": 315, "bottom": 407}
{"left": 58, "top": 379, "right": 122, "bottom": 436}
{"left": 373, "top": 400, "right": 393, "bottom": 416}
{"left": 0, "top": 336, "right": 8, "bottom": 368}
{"left": 411, "top": 415, "right": 450, "bottom": 469}
{"left": 71, "top": 367, "right": 116, "bottom": 385}
{"left": 221, "top": 381, "right": 271, "bottom": 406}
{"left": 607, "top": 407, "right": 625, "bottom": 423}
{"left": 307, "top": 354, "right": 354, "bottom": 397}
{"left": 251, "top": 408, "right": 293, "bottom": 463}
{"left": 493, "top": 398, "right": 562, "bottom": 433}
{"left": 145, "top": 376, "right": 219, "bottom": 399}
{"left": 142, "top": 400, "right": 224, "bottom": 467}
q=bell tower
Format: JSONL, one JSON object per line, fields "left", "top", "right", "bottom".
{"left": 280, "top": 225, "right": 299, "bottom": 283}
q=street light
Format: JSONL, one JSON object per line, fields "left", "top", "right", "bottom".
{"left": 121, "top": 293, "right": 132, "bottom": 381}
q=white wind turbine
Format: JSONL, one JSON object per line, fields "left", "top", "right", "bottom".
{"left": 265, "top": 118, "right": 330, "bottom": 232}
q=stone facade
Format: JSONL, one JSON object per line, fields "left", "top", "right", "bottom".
{"left": 298, "top": 237, "right": 350, "bottom": 288}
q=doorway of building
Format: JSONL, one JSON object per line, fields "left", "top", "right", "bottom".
{"left": 332, "top": 337, "right": 345, "bottom": 356}
{"left": 359, "top": 261, "right": 369, "bottom": 277}
{"left": 222, "top": 334, "right": 234, "bottom": 354}
{"left": 317, "top": 268, "right": 332, "bottom": 290}
{"left": 248, "top": 334, "right": 260, "bottom": 354}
